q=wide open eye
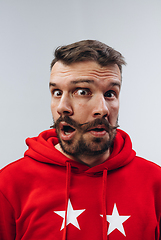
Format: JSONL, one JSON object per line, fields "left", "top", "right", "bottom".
{"left": 73, "top": 88, "right": 92, "bottom": 97}
{"left": 52, "top": 89, "right": 62, "bottom": 97}
{"left": 104, "top": 91, "right": 115, "bottom": 99}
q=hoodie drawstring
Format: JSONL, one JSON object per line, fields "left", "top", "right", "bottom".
{"left": 63, "top": 163, "right": 108, "bottom": 240}
{"left": 63, "top": 161, "right": 71, "bottom": 240}
{"left": 102, "top": 168, "right": 108, "bottom": 240}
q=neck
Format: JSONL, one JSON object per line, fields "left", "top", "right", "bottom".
{"left": 55, "top": 143, "right": 110, "bottom": 167}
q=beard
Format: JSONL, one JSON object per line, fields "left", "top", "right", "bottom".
{"left": 51, "top": 116, "right": 119, "bottom": 158}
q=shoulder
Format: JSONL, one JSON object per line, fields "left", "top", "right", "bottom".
{"left": 131, "top": 156, "right": 161, "bottom": 186}
{"left": 0, "top": 158, "right": 24, "bottom": 176}
{"left": 133, "top": 156, "right": 161, "bottom": 172}
{"left": 0, "top": 157, "right": 36, "bottom": 189}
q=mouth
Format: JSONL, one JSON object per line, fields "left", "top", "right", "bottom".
{"left": 59, "top": 122, "right": 76, "bottom": 140}
{"left": 87, "top": 125, "right": 108, "bottom": 137}
{"left": 58, "top": 121, "right": 109, "bottom": 140}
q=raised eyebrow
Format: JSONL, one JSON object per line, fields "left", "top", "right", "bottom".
{"left": 49, "top": 80, "right": 121, "bottom": 88}
{"left": 70, "top": 79, "right": 94, "bottom": 84}
{"left": 49, "top": 82, "right": 56, "bottom": 88}
{"left": 49, "top": 80, "right": 94, "bottom": 88}
{"left": 110, "top": 81, "right": 121, "bottom": 89}
{"left": 71, "top": 80, "right": 121, "bottom": 88}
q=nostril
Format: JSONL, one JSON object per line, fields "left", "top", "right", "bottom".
{"left": 94, "top": 113, "right": 101, "bottom": 116}
{"left": 103, "top": 113, "right": 108, "bottom": 118}
{"left": 63, "top": 110, "right": 71, "bottom": 115}
{"left": 57, "top": 110, "right": 71, "bottom": 115}
{"left": 93, "top": 113, "right": 108, "bottom": 119}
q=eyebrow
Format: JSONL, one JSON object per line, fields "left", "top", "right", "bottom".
{"left": 49, "top": 79, "right": 94, "bottom": 88}
{"left": 110, "top": 81, "right": 121, "bottom": 89}
{"left": 49, "top": 79, "right": 121, "bottom": 89}
{"left": 49, "top": 82, "right": 56, "bottom": 88}
{"left": 70, "top": 79, "right": 94, "bottom": 84}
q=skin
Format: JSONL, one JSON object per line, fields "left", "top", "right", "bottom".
{"left": 49, "top": 61, "right": 121, "bottom": 167}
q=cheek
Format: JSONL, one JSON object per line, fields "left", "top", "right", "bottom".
{"left": 109, "top": 102, "right": 119, "bottom": 123}
{"left": 111, "top": 99, "right": 119, "bottom": 111}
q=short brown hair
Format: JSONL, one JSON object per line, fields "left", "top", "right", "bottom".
{"left": 50, "top": 40, "right": 126, "bottom": 73}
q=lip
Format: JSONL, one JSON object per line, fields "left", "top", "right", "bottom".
{"left": 87, "top": 125, "right": 108, "bottom": 137}
{"left": 59, "top": 122, "right": 76, "bottom": 141}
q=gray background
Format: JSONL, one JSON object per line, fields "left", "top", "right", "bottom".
{"left": 0, "top": 0, "right": 161, "bottom": 168}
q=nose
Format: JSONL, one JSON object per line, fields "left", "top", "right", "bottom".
{"left": 57, "top": 94, "right": 73, "bottom": 116}
{"left": 92, "top": 96, "right": 109, "bottom": 119}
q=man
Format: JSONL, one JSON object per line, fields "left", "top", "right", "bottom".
{"left": 0, "top": 40, "right": 161, "bottom": 240}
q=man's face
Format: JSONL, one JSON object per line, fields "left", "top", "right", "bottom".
{"left": 50, "top": 61, "right": 121, "bottom": 158}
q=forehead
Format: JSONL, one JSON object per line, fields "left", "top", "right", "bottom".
{"left": 50, "top": 61, "right": 121, "bottom": 85}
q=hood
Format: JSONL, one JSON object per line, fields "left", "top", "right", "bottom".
{"left": 24, "top": 128, "right": 136, "bottom": 174}
{"left": 25, "top": 129, "right": 136, "bottom": 240}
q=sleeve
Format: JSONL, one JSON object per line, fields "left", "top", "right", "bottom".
{"left": 0, "top": 190, "right": 16, "bottom": 240}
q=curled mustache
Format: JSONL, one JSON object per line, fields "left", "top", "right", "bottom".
{"left": 50, "top": 115, "right": 119, "bottom": 133}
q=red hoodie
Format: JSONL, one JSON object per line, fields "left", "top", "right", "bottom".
{"left": 0, "top": 129, "right": 161, "bottom": 240}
